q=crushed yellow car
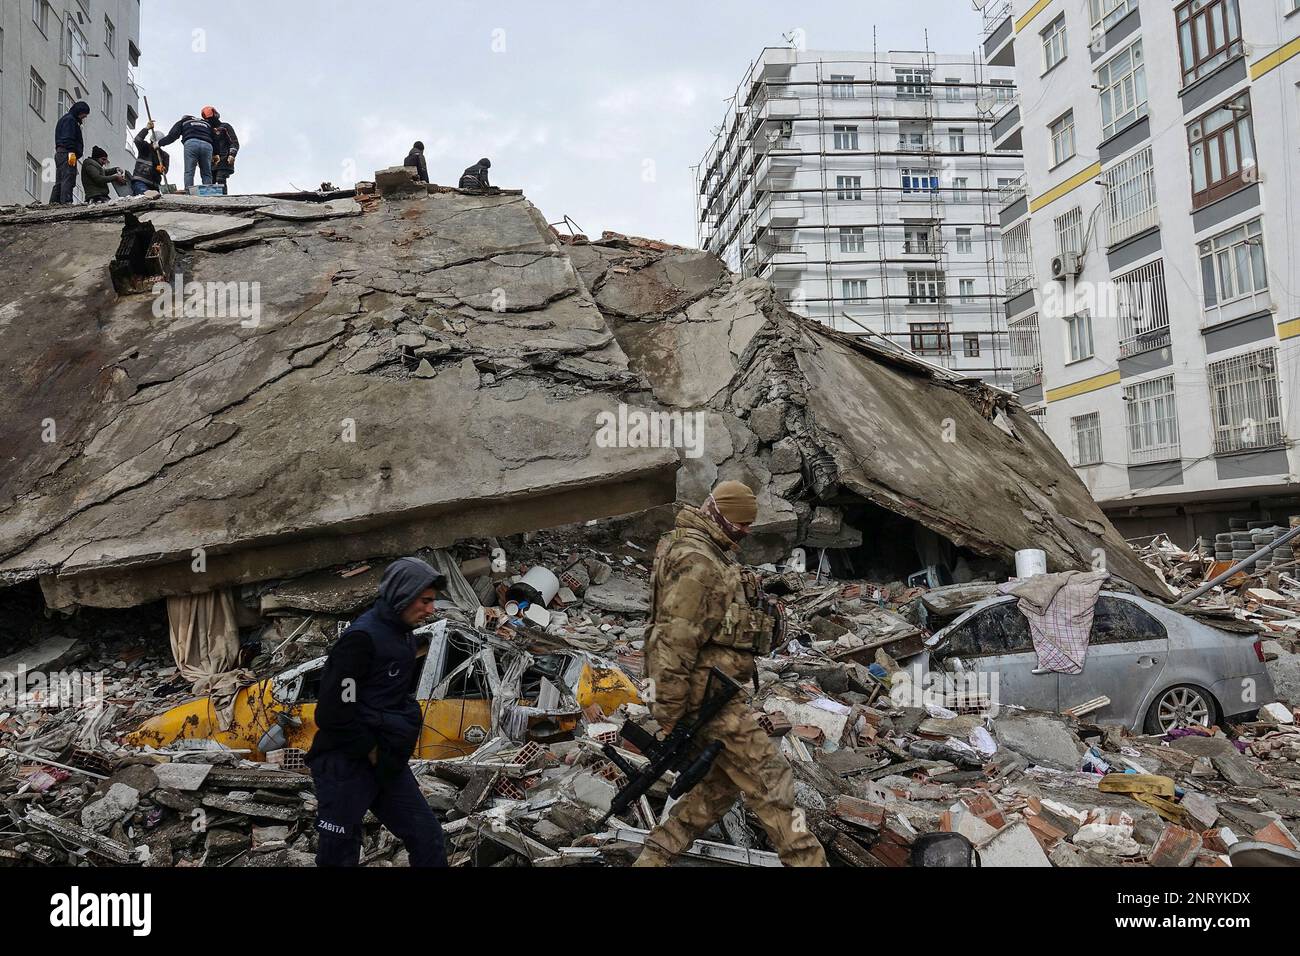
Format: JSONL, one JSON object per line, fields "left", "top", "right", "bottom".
{"left": 126, "top": 620, "right": 641, "bottom": 761}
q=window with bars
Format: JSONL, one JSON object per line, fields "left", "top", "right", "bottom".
{"left": 833, "top": 125, "right": 859, "bottom": 150}
{"left": 1097, "top": 39, "right": 1147, "bottom": 140}
{"left": 830, "top": 74, "right": 856, "bottom": 99}
{"left": 1042, "top": 15, "right": 1068, "bottom": 73}
{"left": 1115, "top": 259, "right": 1171, "bottom": 357}
{"left": 1009, "top": 314, "right": 1043, "bottom": 390}
{"left": 901, "top": 169, "right": 939, "bottom": 194}
{"left": 896, "top": 69, "right": 933, "bottom": 99}
{"left": 1207, "top": 348, "right": 1283, "bottom": 454}
{"left": 1066, "top": 310, "right": 1095, "bottom": 362}
{"left": 1199, "top": 218, "right": 1268, "bottom": 312}
{"left": 1125, "top": 376, "right": 1181, "bottom": 464}
{"left": 1103, "top": 146, "right": 1157, "bottom": 246}
{"left": 1188, "top": 91, "right": 1255, "bottom": 209}
{"left": 1003, "top": 220, "right": 1035, "bottom": 296}
{"left": 836, "top": 176, "right": 863, "bottom": 201}
{"left": 839, "top": 227, "right": 866, "bottom": 253}
{"left": 842, "top": 279, "right": 870, "bottom": 303}
{"left": 907, "top": 271, "right": 946, "bottom": 304}
{"left": 1050, "top": 110, "right": 1076, "bottom": 167}
{"left": 910, "top": 323, "right": 951, "bottom": 355}
{"left": 1177, "top": 0, "right": 1242, "bottom": 87}
{"left": 1055, "top": 207, "right": 1084, "bottom": 257}
{"left": 1071, "top": 412, "right": 1104, "bottom": 466}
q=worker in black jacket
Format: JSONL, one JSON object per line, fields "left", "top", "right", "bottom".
{"left": 158, "top": 108, "right": 218, "bottom": 188}
{"left": 403, "top": 141, "right": 429, "bottom": 183}
{"left": 210, "top": 111, "right": 240, "bottom": 190}
{"left": 51, "top": 101, "right": 91, "bottom": 204}
{"left": 130, "top": 122, "right": 171, "bottom": 195}
{"left": 459, "top": 157, "right": 492, "bottom": 191}
{"left": 307, "top": 557, "right": 448, "bottom": 867}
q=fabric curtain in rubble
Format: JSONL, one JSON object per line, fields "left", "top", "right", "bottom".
{"left": 166, "top": 590, "right": 255, "bottom": 730}
{"left": 998, "top": 570, "right": 1109, "bottom": 675}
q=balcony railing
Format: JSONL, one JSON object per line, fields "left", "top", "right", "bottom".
{"left": 1104, "top": 146, "right": 1158, "bottom": 247}
{"left": 998, "top": 174, "right": 1027, "bottom": 208}
{"left": 1115, "top": 259, "right": 1171, "bottom": 358}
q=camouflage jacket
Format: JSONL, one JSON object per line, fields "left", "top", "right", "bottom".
{"left": 644, "top": 505, "right": 773, "bottom": 727}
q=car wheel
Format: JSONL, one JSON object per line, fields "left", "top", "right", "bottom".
{"left": 1144, "top": 685, "right": 1218, "bottom": 735}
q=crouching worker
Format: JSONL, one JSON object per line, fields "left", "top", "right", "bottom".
{"left": 633, "top": 481, "right": 828, "bottom": 867}
{"left": 307, "top": 557, "right": 448, "bottom": 867}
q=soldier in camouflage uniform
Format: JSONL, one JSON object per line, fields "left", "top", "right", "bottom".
{"left": 633, "top": 480, "right": 827, "bottom": 867}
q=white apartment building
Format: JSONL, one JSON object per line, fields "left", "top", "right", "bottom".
{"left": 696, "top": 47, "right": 1024, "bottom": 384}
{"left": 0, "top": 0, "right": 142, "bottom": 205}
{"left": 983, "top": 0, "right": 1300, "bottom": 544}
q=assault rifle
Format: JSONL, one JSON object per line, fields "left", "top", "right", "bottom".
{"left": 598, "top": 667, "right": 742, "bottom": 826}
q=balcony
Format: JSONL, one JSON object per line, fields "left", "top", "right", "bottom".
{"left": 990, "top": 100, "right": 1022, "bottom": 151}
{"left": 998, "top": 174, "right": 1027, "bottom": 210}
{"left": 982, "top": 2, "right": 1015, "bottom": 68}
{"left": 1104, "top": 147, "right": 1158, "bottom": 248}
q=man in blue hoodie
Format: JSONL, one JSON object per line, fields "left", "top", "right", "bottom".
{"left": 307, "top": 557, "right": 448, "bottom": 867}
{"left": 51, "top": 101, "right": 91, "bottom": 204}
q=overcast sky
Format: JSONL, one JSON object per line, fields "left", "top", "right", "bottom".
{"left": 139, "top": 0, "right": 985, "bottom": 246}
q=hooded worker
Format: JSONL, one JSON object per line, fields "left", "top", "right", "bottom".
{"left": 458, "top": 156, "right": 491, "bottom": 191}
{"left": 404, "top": 141, "right": 429, "bottom": 183}
{"left": 633, "top": 481, "right": 828, "bottom": 867}
{"left": 307, "top": 556, "right": 449, "bottom": 867}
{"left": 51, "top": 100, "right": 90, "bottom": 204}
{"left": 209, "top": 109, "right": 240, "bottom": 190}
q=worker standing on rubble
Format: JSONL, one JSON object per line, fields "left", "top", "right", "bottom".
{"left": 210, "top": 111, "right": 240, "bottom": 192}
{"left": 307, "top": 557, "right": 449, "bottom": 867}
{"left": 458, "top": 157, "right": 492, "bottom": 191}
{"left": 50, "top": 100, "right": 91, "bottom": 204}
{"left": 404, "top": 141, "right": 429, "bottom": 183}
{"left": 158, "top": 108, "right": 219, "bottom": 188}
{"left": 634, "top": 481, "right": 828, "bottom": 867}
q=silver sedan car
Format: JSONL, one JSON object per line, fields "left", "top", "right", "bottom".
{"left": 926, "top": 590, "right": 1276, "bottom": 733}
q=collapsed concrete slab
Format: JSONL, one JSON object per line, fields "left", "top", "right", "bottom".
{"left": 0, "top": 186, "right": 677, "bottom": 609}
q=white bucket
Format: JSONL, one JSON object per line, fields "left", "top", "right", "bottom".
{"left": 1015, "top": 549, "right": 1048, "bottom": 579}
{"left": 511, "top": 565, "right": 561, "bottom": 608}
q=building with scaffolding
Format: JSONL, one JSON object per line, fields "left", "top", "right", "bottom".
{"left": 0, "top": 1, "right": 142, "bottom": 205}
{"left": 695, "top": 44, "right": 1023, "bottom": 384}
{"left": 982, "top": 0, "right": 1300, "bottom": 546}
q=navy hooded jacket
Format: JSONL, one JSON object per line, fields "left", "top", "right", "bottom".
{"left": 55, "top": 102, "right": 91, "bottom": 154}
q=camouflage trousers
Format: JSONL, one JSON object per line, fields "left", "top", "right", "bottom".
{"left": 633, "top": 702, "right": 827, "bottom": 867}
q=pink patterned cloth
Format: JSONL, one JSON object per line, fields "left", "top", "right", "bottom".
{"left": 998, "top": 570, "right": 1110, "bottom": 675}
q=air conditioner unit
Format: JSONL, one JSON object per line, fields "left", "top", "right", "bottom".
{"left": 1051, "top": 253, "right": 1082, "bottom": 280}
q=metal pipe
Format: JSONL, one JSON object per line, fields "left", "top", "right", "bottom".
{"left": 1173, "top": 524, "right": 1300, "bottom": 606}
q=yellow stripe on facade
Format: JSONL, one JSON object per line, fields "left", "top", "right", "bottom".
{"left": 1030, "top": 162, "right": 1102, "bottom": 213}
{"left": 1250, "top": 35, "right": 1300, "bottom": 80}
{"left": 1279, "top": 317, "right": 1300, "bottom": 340}
{"left": 1046, "top": 370, "right": 1121, "bottom": 403}
{"left": 1014, "top": 0, "right": 1054, "bottom": 33}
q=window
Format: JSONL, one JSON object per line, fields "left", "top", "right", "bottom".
{"left": 1066, "top": 310, "right": 1095, "bottom": 362}
{"left": 1176, "top": 0, "right": 1242, "bottom": 87}
{"left": 127, "top": 105, "right": 138, "bottom": 129}
{"left": 1003, "top": 220, "right": 1035, "bottom": 296}
{"left": 899, "top": 130, "right": 927, "bottom": 151}
{"left": 101, "top": 84, "right": 113, "bottom": 123}
{"left": 830, "top": 74, "right": 855, "bottom": 99}
{"left": 839, "top": 227, "right": 866, "bottom": 253}
{"left": 1103, "top": 146, "right": 1158, "bottom": 245}
{"left": 32, "top": 0, "right": 50, "bottom": 35}
{"left": 901, "top": 169, "right": 939, "bottom": 194}
{"left": 948, "top": 128, "right": 966, "bottom": 153}
{"left": 129, "top": 40, "right": 141, "bottom": 68}
{"left": 1125, "top": 375, "right": 1181, "bottom": 464}
{"left": 1055, "top": 207, "right": 1084, "bottom": 257}
{"left": 1071, "top": 413, "right": 1104, "bottom": 466}
{"left": 907, "top": 271, "right": 946, "bottom": 304}
{"left": 29, "top": 67, "right": 46, "bottom": 118}
{"left": 946, "top": 602, "right": 1034, "bottom": 659}
{"left": 1207, "top": 348, "right": 1284, "bottom": 454}
{"left": 896, "top": 69, "right": 932, "bottom": 99}
{"left": 25, "top": 154, "right": 43, "bottom": 199}
{"left": 1009, "top": 314, "right": 1043, "bottom": 390}
{"left": 990, "top": 79, "right": 1015, "bottom": 102}
{"left": 910, "top": 323, "right": 951, "bottom": 355}
{"left": 842, "top": 279, "right": 870, "bottom": 303}
{"left": 904, "top": 227, "right": 933, "bottom": 254}
{"left": 951, "top": 177, "right": 969, "bottom": 202}
{"left": 1091, "top": 597, "right": 1167, "bottom": 646}
{"left": 1050, "top": 110, "right": 1076, "bottom": 167}
{"left": 955, "top": 228, "right": 973, "bottom": 254}
{"left": 960, "top": 279, "right": 977, "bottom": 303}
{"left": 964, "top": 334, "right": 981, "bottom": 357}
{"left": 1097, "top": 39, "right": 1147, "bottom": 140}
{"left": 104, "top": 14, "right": 116, "bottom": 56}
{"left": 1115, "top": 259, "right": 1171, "bottom": 357}
{"left": 65, "top": 15, "right": 89, "bottom": 81}
{"left": 1090, "top": 0, "right": 1136, "bottom": 34}
{"left": 1188, "top": 91, "right": 1256, "bottom": 209}
{"left": 1198, "top": 218, "right": 1267, "bottom": 308}
{"left": 833, "top": 125, "right": 859, "bottom": 150}
{"left": 1042, "top": 15, "right": 1068, "bottom": 73}
{"left": 836, "top": 176, "right": 862, "bottom": 201}
{"left": 945, "top": 78, "right": 962, "bottom": 102}
{"left": 58, "top": 89, "right": 72, "bottom": 119}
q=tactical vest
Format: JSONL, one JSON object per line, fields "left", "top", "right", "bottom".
{"left": 651, "top": 528, "right": 775, "bottom": 656}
